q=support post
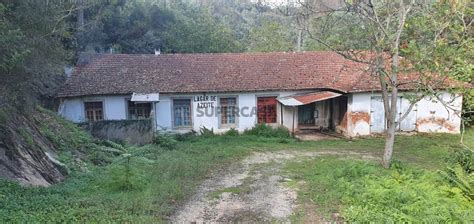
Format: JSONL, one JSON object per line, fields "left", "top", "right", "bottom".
{"left": 292, "top": 106, "right": 296, "bottom": 137}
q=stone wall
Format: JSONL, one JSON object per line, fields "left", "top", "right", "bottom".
{"left": 79, "top": 119, "right": 153, "bottom": 145}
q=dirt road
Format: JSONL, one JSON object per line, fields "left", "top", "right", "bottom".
{"left": 171, "top": 150, "right": 375, "bottom": 222}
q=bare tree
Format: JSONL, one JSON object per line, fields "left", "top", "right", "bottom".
{"left": 296, "top": 0, "right": 472, "bottom": 168}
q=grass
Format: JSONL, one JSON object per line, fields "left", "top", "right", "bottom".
{"left": 0, "top": 135, "right": 293, "bottom": 222}
{"left": 208, "top": 187, "right": 246, "bottom": 199}
{"left": 0, "top": 127, "right": 472, "bottom": 222}
{"left": 284, "top": 129, "right": 474, "bottom": 222}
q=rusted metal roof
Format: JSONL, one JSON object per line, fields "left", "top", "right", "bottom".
{"left": 277, "top": 91, "right": 342, "bottom": 106}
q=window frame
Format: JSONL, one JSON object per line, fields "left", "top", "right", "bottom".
{"left": 256, "top": 95, "right": 278, "bottom": 124}
{"left": 126, "top": 99, "right": 152, "bottom": 120}
{"left": 83, "top": 100, "right": 105, "bottom": 122}
{"left": 218, "top": 96, "right": 238, "bottom": 128}
{"left": 171, "top": 97, "right": 193, "bottom": 129}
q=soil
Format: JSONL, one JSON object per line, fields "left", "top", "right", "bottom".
{"left": 171, "top": 150, "right": 376, "bottom": 222}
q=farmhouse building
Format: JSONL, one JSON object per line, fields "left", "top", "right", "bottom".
{"left": 57, "top": 52, "right": 463, "bottom": 137}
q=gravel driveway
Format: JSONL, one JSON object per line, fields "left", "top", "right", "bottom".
{"left": 171, "top": 150, "right": 376, "bottom": 222}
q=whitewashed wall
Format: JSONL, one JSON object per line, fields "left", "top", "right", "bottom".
{"left": 416, "top": 92, "right": 462, "bottom": 133}
{"left": 155, "top": 91, "right": 300, "bottom": 133}
{"left": 347, "top": 91, "right": 462, "bottom": 137}
{"left": 59, "top": 90, "right": 462, "bottom": 136}
{"left": 59, "top": 95, "right": 128, "bottom": 122}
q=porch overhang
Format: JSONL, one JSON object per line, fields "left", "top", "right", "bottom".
{"left": 277, "top": 91, "right": 342, "bottom": 106}
{"left": 131, "top": 92, "right": 160, "bottom": 102}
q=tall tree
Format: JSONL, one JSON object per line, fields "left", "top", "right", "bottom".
{"left": 298, "top": 0, "right": 472, "bottom": 168}
{"left": 246, "top": 20, "right": 295, "bottom": 52}
{"left": 0, "top": 0, "right": 76, "bottom": 109}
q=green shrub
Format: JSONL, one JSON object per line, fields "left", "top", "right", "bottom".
{"left": 101, "top": 140, "right": 126, "bottom": 152}
{"left": 107, "top": 154, "right": 148, "bottom": 191}
{"left": 285, "top": 157, "right": 474, "bottom": 222}
{"left": 446, "top": 148, "right": 473, "bottom": 173}
{"left": 243, "top": 124, "right": 290, "bottom": 138}
{"left": 174, "top": 131, "right": 196, "bottom": 141}
{"left": 440, "top": 148, "right": 474, "bottom": 200}
{"left": 153, "top": 133, "right": 178, "bottom": 150}
{"left": 223, "top": 128, "right": 239, "bottom": 136}
{"left": 199, "top": 126, "right": 214, "bottom": 137}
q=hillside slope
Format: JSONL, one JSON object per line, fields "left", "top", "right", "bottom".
{"left": 0, "top": 107, "right": 99, "bottom": 186}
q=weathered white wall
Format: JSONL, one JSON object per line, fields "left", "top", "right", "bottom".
{"left": 416, "top": 92, "right": 462, "bottom": 133}
{"left": 59, "top": 90, "right": 462, "bottom": 136}
{"left": 59, "top": 98, "right": 84, "bottom": 122}
{"left": 154, "top": 97, "right": 172, "bottom": 130}
{"left": 347, "top": 93, "right": 372, "bottom": 136}
{"left": 347, "top": 91, "right": 462, "bottom": 136}
{"left": 59, "top": 95, "right": 128, "bottom": 122}
{"left": 155, "top": 91, "right": 299, "bottom": 134}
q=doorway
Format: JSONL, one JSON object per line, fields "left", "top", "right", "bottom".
{"left": 298, "top": 103, "right": 315, "bottom": 125}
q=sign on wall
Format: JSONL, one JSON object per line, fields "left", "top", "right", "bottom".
{"left": 194, "top": 94, "right": 217, "bottom": 108}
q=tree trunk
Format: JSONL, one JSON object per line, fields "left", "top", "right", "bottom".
{"left": 382, "top": 110, "right": 397, "bottom": 168}
{"left": 77, "top": 0, "right": 84, "bottom": 29}
{"left": 382, "top": 48, "right": 400, "bottom": 168}
{"left": 297, "top": 29, "right": 302, "bottom": 52}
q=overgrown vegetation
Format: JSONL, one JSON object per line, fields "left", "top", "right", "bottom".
{"left": 1, "top": 127, "right": 472, "bottom": 222}
{"left": 285, "top": 131, "right": 474, "bottom": 222}
{"left": 243, "top": 123, "right": 290, "bottom": 138}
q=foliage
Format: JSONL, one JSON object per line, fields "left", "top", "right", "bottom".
{"left": 0, "top": 134, "right": 262, "bottom": 222}
{"left": 285, "top": 157, "right": 474, "bottom": 222}
{"left": 446, "top": 148, "right": 474, "bottom": 174}
{"left": 199, "top": 126, "right": 215, "bottom": 137}
{"left": 0, "top": 1, "right": 73, "bottom": 110}
{"left": 107, "top": 153, "right": 148, "bottom": 191}
{"left": 174, "top": 131, "right": 197, "bottom": 141}
{"left": 440, "top": 148, "right": 474, "bottom": 200}
{"left": 463, "top": 89, "right": 474, "bottom": 127}
{"left": 402, "top": 1, "right": 473, "bottom": 82}
{"left": 153, "top": 133, "right": 178, "bottom": 150}
{"left": 0, "top": 3, "right": 29, "bottom": 73}
{"left": 1, "top": 129, "right": 472, "bottom": 222}
{"left": 246, "top": 20, "right": 294, "bottom": 52}
{"left": 223, "top": 128, "right": 240, "bottom": 136}
{"left": 439, "top": 164, "right": 474, "bottom": 200}
{"left": 80, "top": 1, "right": 244, "bottom": 54}
{"left": 243, "top": 124, "right": 290, "bottom": 138}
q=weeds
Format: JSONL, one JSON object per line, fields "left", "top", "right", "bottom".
{"left": 243, "top": 124, "right": 290, "bottom": 138}
{"left": 223, "top": 128, "right": 239, "bottom": 136}
{"left": 153, "top": 133, "right": 178, "bottom": 150}
{"left": 285, "top": 156, "right": 474, "bottom": 222}
{"left": 199, "top": 126, "right": 215, "bottom": 136}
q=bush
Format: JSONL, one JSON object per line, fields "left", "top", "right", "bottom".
{"left": 174, "top": 131, "right": 196, "bottom": 141}
{"left": 153, "top": 133, "right": 178, "bottom": 150}
{"left": 440, "top": 148, "right": 474, "bottom": 200}
{"left": 285, "top": 158, "right": 474, "bottom": 222}
{"left": 223, "top": 128, "right": 239, "bottom": 136}
{"left": 446, "top": 148, "right": 473, "bottom": 173}
{"left": 243, "top": 124, "right": 290, "bottom": 138}
{"left": 199, "top": 126, "right": 214, "bottom": 137}
{"left": 107, "top": 154, "right": 148, "bottom": 191}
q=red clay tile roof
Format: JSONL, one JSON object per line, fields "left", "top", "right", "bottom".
{"left": 57, "top": 51, "right": 449, "bottom": 98}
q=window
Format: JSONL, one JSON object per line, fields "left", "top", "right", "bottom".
{"left": 173, "top": 99, "right": 191, "bottom": 127}
{"left": 220, "top": 97, "right": 237, "bottom": 126}
{"left": 257, "top": 97, "right": 277, "bottom": 124}
{"left": 128, "top": 101, "right": 151, "bottom": 119}
{"left": 84, "top": 101, "right": 103, "bottom": 121}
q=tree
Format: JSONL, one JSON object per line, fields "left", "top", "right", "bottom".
{"left": 246, "top": 20, "right": 295, "bottom": 52}
{"left": 297, "top": 0, "right": 472, "bottom": 168}
{"left": 0, "top": 0, "right": 76, "bottom": 109}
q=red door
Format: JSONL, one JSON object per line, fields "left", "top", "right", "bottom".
{"left": 257, "top": 97, "right": 277, "bottom": 124}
